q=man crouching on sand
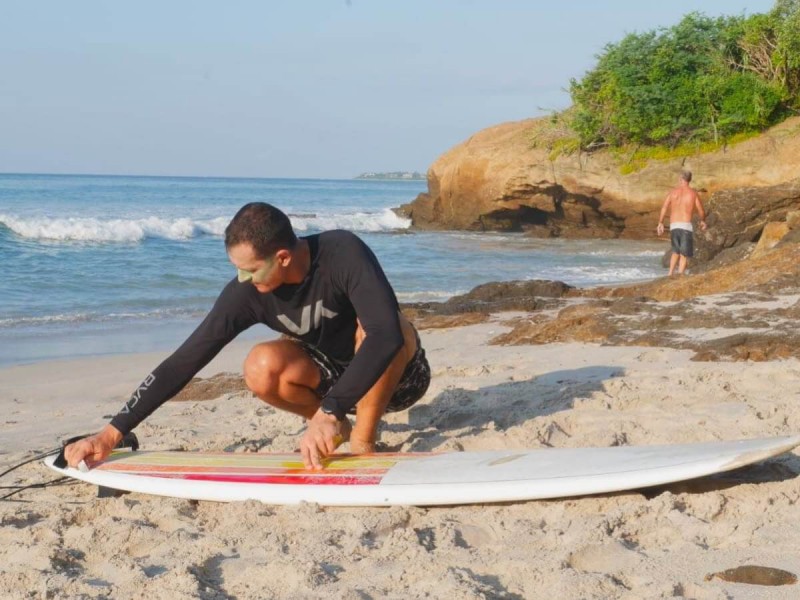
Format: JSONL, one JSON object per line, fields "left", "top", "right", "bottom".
{"left": 657, "top": 170, "right": 708, "bottom": 275}
{"left": 65, "top": 202, "right": 430, "bottom": 470}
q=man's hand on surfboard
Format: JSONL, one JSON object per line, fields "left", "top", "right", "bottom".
{"left": 64, "top": 424, "right": 124, "bottom": 468}
{"left": 300, "top": 410, "right": 349, "bottom": 470}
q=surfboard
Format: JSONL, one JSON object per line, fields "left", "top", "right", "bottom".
{"left": 44, "top": 435, "right": 800, "bottom": 506}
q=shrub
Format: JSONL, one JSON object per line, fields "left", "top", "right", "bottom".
{"left": 569, "top": 2, "right": 798, "bottom": 150}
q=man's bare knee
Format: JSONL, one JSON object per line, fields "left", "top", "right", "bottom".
{"left": 243, "top": 343, "right": 284, "bottom": 398}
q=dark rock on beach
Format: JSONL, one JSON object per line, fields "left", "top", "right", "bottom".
{"left": 401, "top": 279, "right": 573, "bottom": 328}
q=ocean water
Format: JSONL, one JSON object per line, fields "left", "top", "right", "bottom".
{"left": 0, "top": 173, "right": 666, "bottom": 366}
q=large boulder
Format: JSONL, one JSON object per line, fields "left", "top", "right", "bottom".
{"left": 752, "top": 222, "right": 791, "bottom": 259}
{"left": 399, "top": 116, "right": 800, "bottom": 241}
{"left": 696, "top": 178, "right": 800, "bottom": 262}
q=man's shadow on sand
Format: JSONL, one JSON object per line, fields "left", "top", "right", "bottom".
{"left": 382, "top": 365, "right": 623, "bottom": 451}
{"left": 380, "top": 364, "right": 800, "bottom": 493}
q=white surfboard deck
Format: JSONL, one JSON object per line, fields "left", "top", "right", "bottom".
{"left": 44, "top": 435, "right": 800, "bottom": 506}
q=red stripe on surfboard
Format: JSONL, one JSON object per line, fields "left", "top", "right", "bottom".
{"left": 148, "top": 472, "right": 384, "bottom": 485}
{"left": 98, "top": 464, "right": 389, "bottom": 476}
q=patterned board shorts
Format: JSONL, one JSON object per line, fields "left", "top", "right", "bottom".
{"left": 671, "top": 228, "right": 694, "bottom": 257}
{"left": 295, "top": 331, "right": 431, "bottom": 415}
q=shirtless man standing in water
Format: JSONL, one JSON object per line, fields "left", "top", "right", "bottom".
{"left": 657, "top": 171, "right": 708, "bottom": 275}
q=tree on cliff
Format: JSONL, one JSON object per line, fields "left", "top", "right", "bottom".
{"left": 730, "top": 0, "right": 800, "bottom": 101}
{"left": 569, "top": 0, "right": 800, "bottom": 150}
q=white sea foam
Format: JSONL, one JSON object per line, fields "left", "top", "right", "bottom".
{"left": 0, "top": 209, "right": 409, "bottom": 243}
{"left": 291, "top": 208, "right": 411, "bottom": 233}
{"left": 396, "top": 290, "right": 461, "bottom": 303}
{"left": 0, "top": 214, "right": 230, "bottom": 243}
{"left": 585, "top": 249, "right": 665, "bottom": 257}
{"left": 0, "top": 307, "right": 206, "bottom": 328}
{"left": 552, "top": 265, "right": 662, "bottom": 284}
{"left": 0, "top": 313, "right": 93, "bottom": 327}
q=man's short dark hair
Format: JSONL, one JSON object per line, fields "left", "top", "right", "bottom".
{"left": 225, "top": 203, "right": 298, "bottom": 259}
{"left": 680, "top": 170, "right": 692, "bottom": 183}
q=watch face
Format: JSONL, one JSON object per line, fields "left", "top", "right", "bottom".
{"left": 321, "top": 405, "right": 338, "bottom": 417}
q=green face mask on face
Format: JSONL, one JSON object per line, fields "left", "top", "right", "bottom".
{"left": 237, "top": 258, "right": 274, "bottom": 283}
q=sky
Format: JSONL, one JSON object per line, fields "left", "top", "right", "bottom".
{"left": 0, "top": 0, "right": 777, "bottom": 179}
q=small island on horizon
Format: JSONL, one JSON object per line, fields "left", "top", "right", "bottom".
{"left": 355, "top": 171, "right": 425, "bottom": 181}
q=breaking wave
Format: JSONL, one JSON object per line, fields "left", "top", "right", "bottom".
{"left": 0, "top": 208, "right": 410, "bottom": 243}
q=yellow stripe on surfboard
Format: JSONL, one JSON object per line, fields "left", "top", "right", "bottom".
{"left": 102, "top": 450, "right": 408, "bottom": 471}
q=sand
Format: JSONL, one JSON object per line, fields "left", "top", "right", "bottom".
{"left": 2, "top": 316, "right": 800, "bottom": 599}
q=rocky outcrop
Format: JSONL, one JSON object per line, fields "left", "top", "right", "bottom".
{"left": 587, "top": 240, "right": 800, "bottom": 302}
{"left": 405, "top": 237, "right": 800, "bottom": 362}
{"left": 402, "top": 279, "right": 573, "bottom": 327}
{"left": 697, "top": 179, "right": 800, "bottom": 262}
{"left": 399, "top": 116, "right": 800, "bottom": 242}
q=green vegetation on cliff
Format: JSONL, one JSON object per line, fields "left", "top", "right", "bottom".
{"left": 569, "top": 0, "right": 800, "bottom": 151}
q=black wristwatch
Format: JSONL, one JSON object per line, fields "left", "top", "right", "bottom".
{"left": 320, "top": 401, "right": 345, "bottom": 421}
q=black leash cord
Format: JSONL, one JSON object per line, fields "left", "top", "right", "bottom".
{"left": 0, "top": 477, "right": 71, "bottom": 501}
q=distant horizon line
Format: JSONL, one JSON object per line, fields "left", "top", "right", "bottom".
{"left": 0, "top": 170, "right": 428, "bottom": 182}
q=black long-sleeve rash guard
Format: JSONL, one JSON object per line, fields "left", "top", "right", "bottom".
{"left": 110, "top": 230, "right": 404, "bottom": 434}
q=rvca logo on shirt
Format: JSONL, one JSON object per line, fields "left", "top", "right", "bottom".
{"left": 277, "top": 299, "right": 338, "bottom": 335}
{"left": 120, "top": 372, "right": 156, "bottom": 414}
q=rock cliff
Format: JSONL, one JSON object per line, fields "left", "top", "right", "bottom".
{"left": 399, "top": 116, "right": 800, "bottom": 243}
